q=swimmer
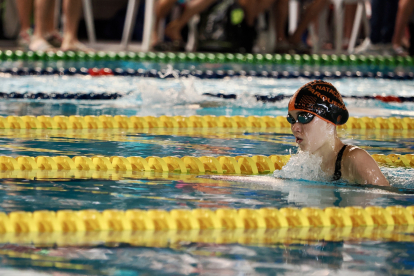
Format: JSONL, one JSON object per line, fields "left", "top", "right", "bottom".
{"left": 287, "top": 80, "right": 389, "bottom": 186}
{"left": 199, "top": 80, "right": 389, "bottom": 187}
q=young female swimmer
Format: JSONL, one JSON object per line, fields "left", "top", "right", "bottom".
{"left": 287, "top": 80, "right": 389, "bottom": 186}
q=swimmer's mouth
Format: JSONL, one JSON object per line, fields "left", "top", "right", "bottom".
{"left": 296, "top": 137, "right": 303, "bottom": 144}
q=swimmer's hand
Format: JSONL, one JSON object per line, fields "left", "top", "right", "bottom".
{"left": 345, "top": 147, "right": 390, "bottom": 186}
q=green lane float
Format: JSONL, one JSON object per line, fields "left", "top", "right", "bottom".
{"left": 0, "top": 50, "right": 413, "bottom": 67}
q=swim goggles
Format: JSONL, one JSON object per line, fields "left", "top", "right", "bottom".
{"left": 286, "top": 112, "right": 315, "bottom": 125}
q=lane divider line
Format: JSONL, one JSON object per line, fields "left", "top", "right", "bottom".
{"left": 0, "top": 206, "right": 413, "bottom": 240}
{"left": 0, "top": 153, "right": 411, "bottom": 180}
{"left": 0, "top": 115, "right": 413, "bottom": 130}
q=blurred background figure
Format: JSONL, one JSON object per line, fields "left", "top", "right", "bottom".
{"left": 28, "top": 0, "right": 60, "bottom": 51}
{"left": 342, "top": 4, "right": 357, "bottom": 50}
{"left": 153, "top": 0, "right": 217, "bottom": 51}
{"left": 153, "top": 0, "right": 276, "bottom": 52}
{"left": 16, "top": 0, "right": 62, "bottom": 50}
{"left": 272, "top": 0, "right": 289, "bottom": 52}
{"left": 15, "top": 0, "right": 90, "bottom": 51}
{"left": 15, "top": 0, "right": 34, "bottom": 49}
{"left": 198, "top": 0, "right": 275, "bottom": 53}
{"left": 355, "top": 0, "right": 398, "bottom": 55}
{"left": 287, "top": 0, "right": 329, "bottom": 53}
{"left": 272, "top": 0, "right": 329, "bottom": 53}
{"left": 59, "top": 0, "right": 89, "bottom": 51}
{"left": 8, "top": 0, "right": 410, "bottom": 55}
{"left": 392, "top": 0, "right": 414, "bottom": 56}
{"left": 152, "top": 0, "right": 184, "bottom": 50}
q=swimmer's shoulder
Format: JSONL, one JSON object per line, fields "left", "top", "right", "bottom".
{"left": 343, "top": 145, "right": 368, "bottom": 160}
{"left": 341, "top": 146, "right": 366, "bottom": 181}
{"left": 342, "top": 145, "right": 390, "bottom": 186}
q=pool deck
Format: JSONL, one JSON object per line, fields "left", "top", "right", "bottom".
{"left": 0, "top": 40, "right": 143, "bottom": 52}
{"left": 0, "top": 39, "right": 339, "bottom": 54}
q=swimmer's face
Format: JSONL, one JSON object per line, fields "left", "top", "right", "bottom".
{"left": 289, "top": 110, "right": 333, "bottom": 153}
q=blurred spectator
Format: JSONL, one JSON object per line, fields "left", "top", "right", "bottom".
{"left": 273, "top": 0, "right": 329, "bottom": 53}
{"left": 152, "top": 0, "right": 185, "bottom": 49}
{"left": 355, "top": 0, "right": 398, "bottom": 55}
{"left": 154, "top": 0, "right": 275, "bottom": 52}
{"left": 239, "top": 0, "right": 275, "bottom": 26}
{"left": 290, "top": 0, "right": 329, "bottom": 53}
{"left": 392, "top": 0, "right": 414, "bottom": 56}
{"left": 16, "top": 0, "right": 90, "bottom": 51}
{"left": 311, "top": 4, "right": 357, "bottom": 51}
{"left": 153, "top": 0, "right": 202, "bottom": 51}
{"left": 30, "top": 0, "right": 59, "bottom": 51}
{"left": 197, "top": 0, "right": 276, "bottom": 53}
{"left": 343, "top": 4, "right": 357, "bottom": 50}
{"left": 272, "top": 0, "right": 289, "bottom": 52}
{"left": 59, "top": 0, "right": 89, "bottom": 51}
{"left": 16, "top": 0, "right": 61, "bottom": 49}
{"left": 15, "top": 0, "right": 34, "bottom": 49}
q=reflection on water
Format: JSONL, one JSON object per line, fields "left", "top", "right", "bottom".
{"left": 0, "top": 239, "right": 412, "bottom": 275}
{"left": 0, "top": 128, "right": 412, "bottom": 158}
{"left": 1, "top": 170, "right": 414, "bottom": 213}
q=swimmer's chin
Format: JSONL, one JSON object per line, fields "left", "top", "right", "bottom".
{"left": 297, "top": 145, "right": 317, "bottom": 154}
{"left": 296, "top": 146, "right": 310, "bottom": 154}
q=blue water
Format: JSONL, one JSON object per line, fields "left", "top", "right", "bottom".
{"left": 0, "top": 75, "right": 414, "bottom": 275}
{"left": 1, "top": 77, "right": 414, "bottom": 118}
{"left": 0, "top": 241, "right": 412, "bottom": 276}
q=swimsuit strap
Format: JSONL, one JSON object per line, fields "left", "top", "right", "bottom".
{"left": 332, "top": 145, "right": 348, "bottom": 181}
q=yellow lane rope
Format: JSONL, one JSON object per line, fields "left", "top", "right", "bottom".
{"left": 0, "top": 153, "right": 411, "bottom": 179}
{"left": 0, "top": 224, "right": 413, "bottom": 248}
{"left": 0, "top": 206, "right": 414, "bottom": 245}
{"left": 1, "top": 115, "right": 414, "bottom": 130}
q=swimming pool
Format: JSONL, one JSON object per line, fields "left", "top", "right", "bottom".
{"left": 0, "top": 58, "right": 414, "bottom": 275}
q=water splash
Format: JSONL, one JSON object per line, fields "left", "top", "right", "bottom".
{"left": 273, "top": 150, "right": 328, "bottom": 181}
{"left": 136, "top": 76, "right": 209, "bottom": 117}
{"left": 1, "top": 76, "right": 414, "bottom": 117}
{"left": 157, "top": 65, "right": 180, "bottom": 79}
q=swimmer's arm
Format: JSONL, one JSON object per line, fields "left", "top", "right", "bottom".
{"left": 347, "top": 148, "right": 390, "bottom": 186}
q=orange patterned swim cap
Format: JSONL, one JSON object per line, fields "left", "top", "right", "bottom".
{"left": 288, "top": 80, "right": 349, "bottom": 125}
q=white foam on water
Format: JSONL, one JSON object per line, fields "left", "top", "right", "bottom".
{"left": 1, "top": 76, "right": 414, "bottom": 115}
{"left": 273, "top": 150, "right": 328, "bottom": 182}
{"left": 135, "top": 76, "right": 215, "bottom": 117}
{"left": 1, "top": 76, "right": 414, "bottom": 118}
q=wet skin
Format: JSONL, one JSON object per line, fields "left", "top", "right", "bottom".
{"left": 199, "top": 113, "right": 390, "bottom": 187}
{"left": 288, "top": 110, "right": 390, "bottom": 186}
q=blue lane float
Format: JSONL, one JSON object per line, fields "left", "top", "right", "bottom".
{"left": 0, "top": 92, "right": 122, "bottom": 100}
{"left": 0, "top": 91, "right": 412, "bottom": 102}
{"left": 1, "top": 67, "right": 414, "bottom": 80}
{"left": 203, "top": 93, "right": 414, "bottom": 103}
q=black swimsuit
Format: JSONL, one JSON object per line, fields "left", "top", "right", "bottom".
{"left": 332, "top": 145, "right": 348, "bottom": 181}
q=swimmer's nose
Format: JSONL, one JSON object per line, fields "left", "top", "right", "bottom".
{"left": 291, "top": 122, "right": 302, "bottom": 132}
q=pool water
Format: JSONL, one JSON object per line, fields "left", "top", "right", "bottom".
{"left": 1, "top": 77, "right": 414, "bottom": 118}
{"left": 0, "top": 75, "right": 414, "bottom": 275}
